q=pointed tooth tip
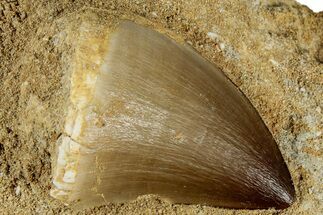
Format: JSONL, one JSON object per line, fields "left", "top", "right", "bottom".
{"left": 272, "top": 183, "right": 296, "bottom": 209}
{"left": 280, "top": 187, "right": 296, "bottom": 209}
{"left": 275, "top": 196, "right": 294, "bottom": 209}
{"left": 282, "top": 175, "right": 297, "bottom": 208}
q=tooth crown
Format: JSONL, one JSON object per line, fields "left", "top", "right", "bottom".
{"left": 51, "top": 20, "right": 295, "bottom": 209}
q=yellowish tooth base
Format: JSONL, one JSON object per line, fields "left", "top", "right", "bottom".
{"left": 50, "top": 21, "right": 110, "bottom": 203}
{"left": 50, "top": 136, "right": 81, "bottom": 202}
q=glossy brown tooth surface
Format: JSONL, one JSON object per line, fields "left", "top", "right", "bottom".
{"left": 51, "top": 20, "right": 295, "bottom": 209}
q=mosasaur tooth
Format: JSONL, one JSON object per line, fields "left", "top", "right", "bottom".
{"left": 50, "top": 20, "right": 295, "bottom": 209}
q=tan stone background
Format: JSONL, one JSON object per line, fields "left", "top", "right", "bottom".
{"left": 0, "top": 0, "right": 322, "bottom": 214}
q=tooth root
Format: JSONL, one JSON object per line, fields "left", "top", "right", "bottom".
{"left": 51, "top": 20, "right": 295, "bottom": 209}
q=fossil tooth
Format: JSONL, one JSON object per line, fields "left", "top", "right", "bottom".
{"left": 50, "top": 20, "right": 295, "bottom": 209}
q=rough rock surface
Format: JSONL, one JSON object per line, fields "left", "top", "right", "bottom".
{"left": 0, "top": 0, "right": 322, "bottom": 214}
